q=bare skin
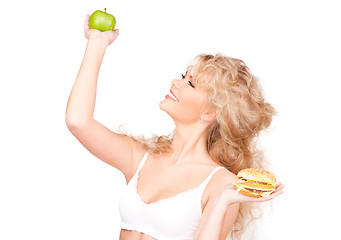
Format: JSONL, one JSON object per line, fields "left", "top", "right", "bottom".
{"left": 65, "top": 14, "right": 284, "bottom": 240}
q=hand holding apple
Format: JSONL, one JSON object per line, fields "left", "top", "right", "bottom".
{"left": 84, "top": 12, "right": 119, "bottom": 47}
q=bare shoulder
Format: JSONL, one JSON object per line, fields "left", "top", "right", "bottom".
{"left": 204, "top": 167, "right": 238, "bottom": 201}
{"left": 131, "top": 140, "right": 149, "bottom": 162}
{"left": 213, "top": 167, "right": 238, "bottom": 187}
{"left": 125, "top": 140, "right": 149, "bottom": 183}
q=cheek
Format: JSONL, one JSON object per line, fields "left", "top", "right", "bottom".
{"left": 182, "top": 96, "right": 204, "bottom": 112}
{"left": 176, "top": 95, "right": 206, "bottom": 120}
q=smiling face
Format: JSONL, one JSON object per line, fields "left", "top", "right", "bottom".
{"left": 159, "top": 68, "right": 211, "bottom": 124}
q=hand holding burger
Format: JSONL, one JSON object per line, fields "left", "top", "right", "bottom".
{"left": 234, "top": 168, "right": 279, "bottom": 198}
{"left": 214, "top": 168, "right": 284, "bottom": 208}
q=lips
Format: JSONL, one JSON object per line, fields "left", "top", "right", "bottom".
{"left": 167, "top": 89, "right": 179, "bottom": 102}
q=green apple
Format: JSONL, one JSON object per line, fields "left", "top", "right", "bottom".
{"left": 89, "top": 8, "right": 116, "bottom": 32}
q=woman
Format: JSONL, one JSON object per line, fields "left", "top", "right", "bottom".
{"left": 65, "top": 15, "right": 284, "bottom": 240}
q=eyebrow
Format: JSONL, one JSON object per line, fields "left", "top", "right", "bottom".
{"left": 185, "top": 70, "right": 193, "bottom": 79}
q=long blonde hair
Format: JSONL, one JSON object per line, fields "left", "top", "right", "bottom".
{"left": 127, "top": 53, "right": 276, "bottom": 239}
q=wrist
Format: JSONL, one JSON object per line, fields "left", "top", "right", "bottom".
{"left": 87, "top": 35, "right": 108, "bottom": 49}
{"left": 213, "top": 193, "right": 231, "bottom": 212}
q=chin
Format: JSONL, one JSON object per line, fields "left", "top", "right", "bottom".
{"left": 159, "top": 99, "right": 169, "bottom": 111}
{"left": 159, "top": 100, "right": 175, "bottom": 119}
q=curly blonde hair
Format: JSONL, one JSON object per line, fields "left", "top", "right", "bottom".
{"left": 127, "top": 53, "right": 276, "bottom": 239}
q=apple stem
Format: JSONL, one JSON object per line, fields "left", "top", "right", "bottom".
{"left": 105, "top": 8, "right": 106, "bottom": 13}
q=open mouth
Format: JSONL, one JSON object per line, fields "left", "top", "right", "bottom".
{"left": 166, "top": 89, "right": 179, "bottom": 102}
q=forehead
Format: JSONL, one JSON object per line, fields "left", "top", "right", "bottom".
{"left": 185, "top": 64, "right": 209, "bottom": 87}
{"left": 185, "top": 67, "right": 199, "bottom": 85}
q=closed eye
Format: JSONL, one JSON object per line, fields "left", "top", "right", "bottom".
{"left": 188, "top": 80, "right": 195, "bottom": 88}
{"left": 182, "top": 73, "right": 195, "bottom": 88}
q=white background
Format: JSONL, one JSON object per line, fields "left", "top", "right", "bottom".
{"left": 1, "top": 0, "right": 340, "bottom": 239}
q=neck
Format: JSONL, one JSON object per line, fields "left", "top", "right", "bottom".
{"left": 170, "top": 120, "right": 209, "bottom": 164}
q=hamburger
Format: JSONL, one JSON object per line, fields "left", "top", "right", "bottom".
{"left": 234, "top": 168, "right": 278, "bottom": 198}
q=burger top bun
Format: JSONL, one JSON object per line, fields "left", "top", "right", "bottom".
{"left": 237, "top": 168, "right": 277, "bottom": 186}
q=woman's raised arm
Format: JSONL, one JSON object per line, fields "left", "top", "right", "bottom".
{"left": 65, "top": 14, "right": 119, "bottom": 125}
{"left": 65, "top": 15, "right": 145, "bottom": 182}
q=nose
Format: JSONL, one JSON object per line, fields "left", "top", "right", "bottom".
{"left": 171, "top": 78, "right": 183, "bottom": 89}
{"left": 171, "top": 79, "right": 178, "bottom": 89}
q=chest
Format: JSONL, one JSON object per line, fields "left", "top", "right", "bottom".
{"left": 136, "top": 161, "right": 212, "bottom": 205}
{"left": 119, "top": 181, "right": 203, "bottom": 240}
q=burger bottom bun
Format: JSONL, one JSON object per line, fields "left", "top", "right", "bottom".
{"left": 234, "top": 184, "right": 274, "bottom": 198}
{"left": 234, "top": 185, "right": 263, "bottom": 198}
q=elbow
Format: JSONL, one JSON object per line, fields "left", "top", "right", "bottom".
{"left": 65, "top": 116, "right": 79, "bottom": 131}
{"left": 65, "top": 115, "right": 89, "bottom": 130}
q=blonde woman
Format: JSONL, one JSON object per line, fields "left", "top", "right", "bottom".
{"left": 65, "top": 15, "right": 284, "bottom": 240}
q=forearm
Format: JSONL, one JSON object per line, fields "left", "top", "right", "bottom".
{"left": 65, "top": 38, "right": 107, "bottom": 126}
{"left": 195, "top": 199, "right": 229, "bottom": 240}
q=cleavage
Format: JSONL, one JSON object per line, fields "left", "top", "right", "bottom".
{"left": 136, "top": 160, "right": 210, "bottom": 205}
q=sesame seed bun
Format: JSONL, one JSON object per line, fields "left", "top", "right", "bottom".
{"left": 237, "top": 168, "right": 278, "bottom": 186}
{"left": 234, "top": 168, "right": 278, "bottom": 198}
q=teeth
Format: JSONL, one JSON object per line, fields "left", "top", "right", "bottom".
{"left": 169, "top": 91, "right": 178, "bottom": 101}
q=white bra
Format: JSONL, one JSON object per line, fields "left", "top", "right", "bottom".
{"left": 119, "top": 151, "right": 224, "bottom": 240}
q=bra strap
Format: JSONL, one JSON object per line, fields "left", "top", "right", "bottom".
{"left": 136, "top": 151, "right": 149, "bottom": 174}
{"left": 198, "top": 166, "right": 225, "bottom": 192}
{"left": 129, "top": 151, "right": 149, "bottom": 185}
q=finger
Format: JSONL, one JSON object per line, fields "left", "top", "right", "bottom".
{"left": 254, "top": 188, "right": 284, "bottom": 202}
{"left": 113, "top": 29, "right": 119, "bottom": 39}
{"left": 107, "top": 29, "right": 120, "bottom": 43}
{"left": 276, "top": 183, "right": 285, "bottom": 191}
{"left": 268, "top": 190, "right": 284, "bottom": 199}
{"left": 84, "top": 14, "right": 90, "bottom": 31}
{"left": 245, "top": 196, "right": 274, "bottom": 203}
{"left": 84, "top": 14, "right": 91, "bottom": 38}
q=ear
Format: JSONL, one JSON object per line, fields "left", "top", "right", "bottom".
{"left": 201, "top": 110, "right": 216, "bottom": 122}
